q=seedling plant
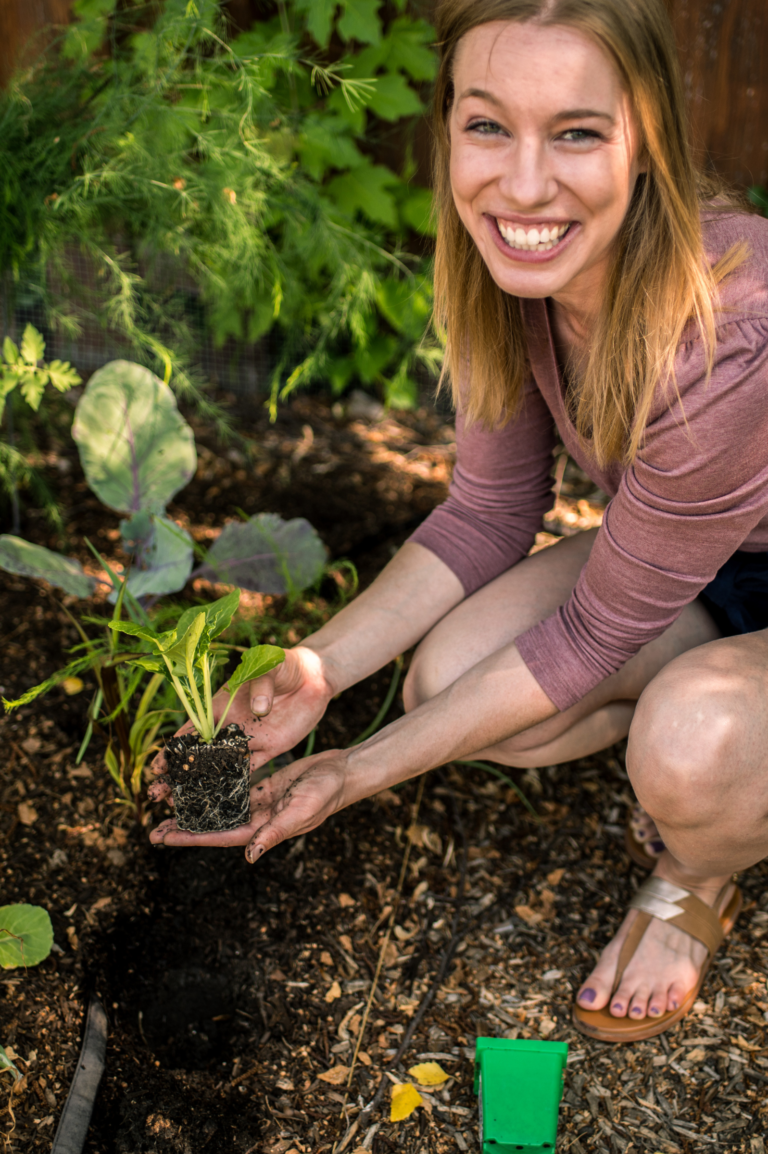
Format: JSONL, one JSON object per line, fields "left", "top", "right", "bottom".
{"left": 110, "top": 589, "right": 285, "bottom": 832}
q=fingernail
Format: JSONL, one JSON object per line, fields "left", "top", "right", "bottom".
{"left": 252, "top": 696, "right": 270, "bottom": 715}
{"left": 579, "top": 988, "right": 596, "bottom": 1004}
{"left": 247, "top": 844, "right": 264, "bottom": 863}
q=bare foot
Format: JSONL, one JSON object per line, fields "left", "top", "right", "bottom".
{"left": 576, "top": 856, "right": 733, "bottom": 1020}
{"left": 629, "top": 802, "right": 665, "bottom": 861}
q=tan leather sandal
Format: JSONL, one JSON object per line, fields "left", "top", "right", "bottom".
{"left": 573, "top": 875, "right": 742, "bottom": 1042}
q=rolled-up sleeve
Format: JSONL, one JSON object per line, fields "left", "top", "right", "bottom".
{"left": 517, "top": 317, "right": 768, "bottom": 710}
{"left": 408, "top": 376, "right": 558, "bottom": 594}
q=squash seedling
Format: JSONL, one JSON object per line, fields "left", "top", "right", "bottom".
{"left": 110, "top": 588, "right": 285, "bottom": 832}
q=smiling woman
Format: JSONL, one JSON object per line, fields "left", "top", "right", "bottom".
{"left": 148, "top": 0, "right": 768, "bottom": 1050}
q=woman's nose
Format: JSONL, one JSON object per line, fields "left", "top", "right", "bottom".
{"left": 497, "top": 138, "right": 557, "bottom": 209}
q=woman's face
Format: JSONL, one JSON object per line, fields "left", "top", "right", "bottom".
{"left": 449, "top": 20, "right": 645, "bottom": 319}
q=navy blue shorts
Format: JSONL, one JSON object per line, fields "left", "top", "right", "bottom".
{"left": 698, "top": 550, "right": 768, "bottom": 636}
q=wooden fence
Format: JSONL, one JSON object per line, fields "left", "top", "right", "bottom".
{"left": 1, "top": 0, "right": 767, "bottom": 187}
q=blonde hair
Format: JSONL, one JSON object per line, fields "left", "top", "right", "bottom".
{"left": 433, "top": 0, "right": 748, "bottom": 465}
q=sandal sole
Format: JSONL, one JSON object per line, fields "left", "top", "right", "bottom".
{"left": 571, "top": 884, "right": 742, "bottom": 1043}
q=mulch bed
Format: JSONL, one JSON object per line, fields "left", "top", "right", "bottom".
{"left": 2, "top": 390, "right": 767, "bottom": 1153}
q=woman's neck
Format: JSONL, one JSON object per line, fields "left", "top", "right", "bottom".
{"left": 548, "top": 297, "right": 597, "bottom": 384}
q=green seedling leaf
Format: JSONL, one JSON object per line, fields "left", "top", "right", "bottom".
{"left": 0, "top": 1044, "right": 20, "bottom": 1082}
{"left": 2, "top": 337, "right": 19, "bottom": 366}
{"left": 20, "top": 323, "right": 45, "bottom": 365}
{"left": 199, "top": 515, "right": 326, "bottom": 594}
{"left": 0, "top": 535, "right": 96, "bottom": 598}
{"left": 227, "top": 645, "right": 285, "bottom": 696}
{"left": 175, "top": 589, "right": 240, "bottom": 644}
{"left": 72, "top": 360, "right": 197, "bottom": 515}
{"left": 19, "top": 371, "right": 48, "bottom": 413}
{"left": 2, "top": 654, "right": 95, "bottom": 712}
{"left": 0, "top": 904, "right": 53, "bottom": 969}
{"left": 108, "top": 620, "right": 165, "bottom": 646}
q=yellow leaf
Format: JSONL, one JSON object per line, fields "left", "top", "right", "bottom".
{"left": 390, "top": 1082, "right": 423, "bottom": 1121}
{"left": 317, "top": 1065, "right": 349, "bottom": 1086}
{"left": 324, "top": 981, "right": 342, "bottom": 1003}
{"left": 407, "top": 1062, "right": 449, "bottom": 1086}
{"left": 62, "top": 677, "right": 84, "bottom": 696}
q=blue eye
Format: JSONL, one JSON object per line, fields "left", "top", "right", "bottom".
{"left": 467, "top": 119, "right": 504, "bottom": 136}
{"left": 560, "top": 128, "right": 601, "bottom": 142}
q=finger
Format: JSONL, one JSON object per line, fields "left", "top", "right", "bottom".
{"left": 147, "top": 779, "right": 171, "bottom": 802}
{"left": 245, "top": 812, "right": 305, "bottom": 863}
{"left": 249, "top": 669, "right": 279, "bottom": 718}
{"left": 157, "top": 824, "right": 254, "bottom": 848}
{"left": 149, "top": 818, "right": 178, "bottom": 844}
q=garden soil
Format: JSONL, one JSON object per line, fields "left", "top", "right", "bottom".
{"left": 2, "top": 392, "right": 768, "bottom": 1154}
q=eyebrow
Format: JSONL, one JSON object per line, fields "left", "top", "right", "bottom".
{"left": 456, "top": 88, "right": 614, "bottom": 123}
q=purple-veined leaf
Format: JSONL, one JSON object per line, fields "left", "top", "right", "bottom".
{"left": 72, "top": 360, "right": 196, "bottom": 515}
{"left": 114, "top": 513, "right": 193, "bottom": 600}
{"left": 197, "top": 513, "right": 326, "bottom": 594}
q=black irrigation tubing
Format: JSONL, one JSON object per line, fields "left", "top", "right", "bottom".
{"left": 354, "top": 788, "right": 471, "bottom": 1132}
{"left": 51, "top": 997, "right": 108, "bottom": 1154}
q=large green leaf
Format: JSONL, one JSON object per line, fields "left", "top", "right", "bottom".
{"left": 0, "top": 905, "right": 53, "bottom": 969}
{"left": 20, "top": 323, "right": 45, "bottom": 365}
{"left": 382, "top": 19, "right": 437, "bottom": 81}
{"left": 338, "top": 0, "right": 382, "bottom": 45}
{"left": 294, "top": 0, "right": 338, "bottom": 48}
{"left": 326, "top": 163, "right": 399, "bottom": 227}
{"left": 0, "top": 535, "right": 95, "bottom": 598}
{"left": 175, "top": 589, "right": 241, "bottom": 645}
{"left": 118, "top": 514, "right": 194, "bottom": 599}
{"left": 72, "top": 360, "right": 197, "bottom": 515}
{"left": 199, "top": 514, "right": 326, "bottom": 594}
{"left": 227, "top": 645, "right": 285, "bottom": 695}
{"left": 366, "top": 72, "right": 422, "bottom": 121}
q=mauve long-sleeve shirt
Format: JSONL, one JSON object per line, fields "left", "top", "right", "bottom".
{"left": 409, "top": 211, "right": 768, "bottom": 711}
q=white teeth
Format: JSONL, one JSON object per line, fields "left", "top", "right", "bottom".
{"left": 497, "top": 220, "right": 570, "bottom": 251}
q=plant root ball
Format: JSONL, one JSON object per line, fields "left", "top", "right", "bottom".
{"left": 162, "top": 723, "right": 250, "bottom": 833}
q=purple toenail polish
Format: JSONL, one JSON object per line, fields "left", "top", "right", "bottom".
{"left": 670, "top": 1001, "right": 678, "bottom": 1011}
{"left": 631, "top": 1006, "right": 642, "bottom": 1016}
{"left": 649, "top": 1006, "right": 659, "bottom": 1016}
{"left": 579, "top": 988, "right": 596, "bottom": 1004}
{"left": 650, "top": 839, "right": 665, "bottom": 854}
{"left": 612, "top": 1002, "right": 623, "bottom": 1012}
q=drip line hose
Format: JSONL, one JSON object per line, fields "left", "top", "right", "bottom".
{"left": 51, "top": 997, "right": 107, "bottom": 1154}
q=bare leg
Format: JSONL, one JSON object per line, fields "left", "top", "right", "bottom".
{"left": 577, "top": 630, "right": 768, "bottom": 1020}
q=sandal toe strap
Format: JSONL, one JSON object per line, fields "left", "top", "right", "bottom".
{"left": 628, "top": 877, "right": 725, "bottom": 956}
{"left": 612, "top": 876, "right": 726, "bottom": 994}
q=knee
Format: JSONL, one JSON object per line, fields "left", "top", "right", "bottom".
{"left": 626, "top": 650, "right": 763, "bottom": 825}
{"left": 402, "top": 644, "right": 450, "bottom": 713}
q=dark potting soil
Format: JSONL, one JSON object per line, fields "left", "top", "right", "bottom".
{"left": 163, "top": 724, "right": 251, "bottom": 833}
{"left": 6, "top": 392, "right": 765, "bottom": 1153}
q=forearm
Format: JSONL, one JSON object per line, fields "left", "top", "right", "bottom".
{"left": 341, "top": 639, "right": 558, "bottom": 803}
{"left": 301, "top": 542, "right": 465, "bottom": 695}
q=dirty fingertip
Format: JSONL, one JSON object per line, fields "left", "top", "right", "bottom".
{"left": 246, "top": 843, "right": 265, "bottom": 864}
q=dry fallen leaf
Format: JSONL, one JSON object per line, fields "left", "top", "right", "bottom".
{"left": 338, "top": 893, "right": 355, "bottom": 909}
{"left": 546, "top": 868, "right": 565, "bottom": 886}
{"left": 408, "top": 1062, "right": 449, "bottom": 1086}
{"left": 390, "top": 1082, "right": 423, "bottom": 1121}
{"left": 21, "top": 737, "right": 41, "bottom": 754}
{"left": 317, "top": 1065, "right": 349, "bottom": 1086}
{"left": 276, "top": 1077, "right": 295, "bottom": 1091}
{"left": 514, "top": 904, "right": 545, "bottom": 926}
{"left": 686, "top": 1048, "right": 706, "bottom": 1063}
{"left": 538, "top": 1018, "right": 557, "bottom": 1038}
{"left": 324, "top": 981, "right": 342, "bottom": 1003}
{"left": 17, "top": 802, "right": 38, "bottom": 826}
{"left": 339, "top": 934, "right": 353, "bottom": 953}
{"left": 732, "top": 1035, "right": 761, "bottom": 1052}
{"left": 358, "top": 1051, "right": 372, "bottom": 1067}
{"left": 320, "top": 950, "right": 333, "bottom": 966}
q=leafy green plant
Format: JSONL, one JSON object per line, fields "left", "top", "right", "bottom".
{"left": 110, "top": 589, "right": 285, "bottom": 743}
{"left": 0, "top": 904, "right": 53, "bottom": 1083}
{"left": 0, "top": 359, "right": 326, "bottom": 602}
{"left": 0, "top": 0, "right": 440, "bottom": 425}
{"left": 0, "top": 322, "right": 80, "bottom": 533}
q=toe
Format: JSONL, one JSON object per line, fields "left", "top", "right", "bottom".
{"left": 666, "top": 980, "right": 686, "bottom": 1013}
{"left": 647, "top": 980, "right": 668, "bottom": 1017}
{"left": 626, "top": 985, "right": 652, "bottom": 1020}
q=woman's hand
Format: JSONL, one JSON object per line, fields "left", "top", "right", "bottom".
{"left": 148, "top": 749, "right": 349, "bottom": 861}
{"left": 148, "top": 644, "right": 335, "bottom": 803}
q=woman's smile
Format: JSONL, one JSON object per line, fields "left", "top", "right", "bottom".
{"left": 449, "top": 20, "right": 645, "bottom": 321}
